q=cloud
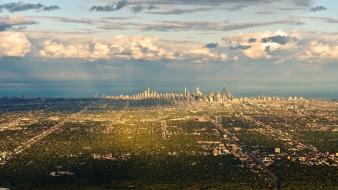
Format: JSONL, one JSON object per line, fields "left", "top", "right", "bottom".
{"left": 261, "top": 35, "right": 297, "bottom": 45}
{"left": 93, "top": 0, "right": 315, "bottom": 15}
{"left": 31, "top": 16, "right": 132, "bottom": 29}
{"left": 230, "top": 44, "right": 252, "bottom": 50}
{"left": 224, "top": 31, "right": 298, "bottom": 59}
{"left": 33, "top": 16, "right": 96, "bottom": 25}
{"left": 100, "top": 16, "right": 131, "bottom": 20}
{"left": 142, "top": 19, "right": 303, "bottom": 32}
{"left": 90, "top": 1, "right": 156, "bottom": 13}
{"left": 0, "top": 15, "right": 37, "bottom": 31}
{"left": 184, "top": 46, "right": 228, "bottom": 63}
{"left": 90, "top": 0, "right": 128, "bottom": 11}
{"left": 0, "top": 2, "right": 60, "bottom": 12}
{"left": 130, "top": 5, "right": 155, "bottom": 13}
{"left": 223, "top": 31, "right": 338, "bottom": 63}
{"left": 101, "top": 0, "right": 313, "bottom": 7}
{"left": 255, "top": 11, "right": 274, "bottom": 15}
{"left": 310, "top": 6, "right": 327, "bottom": 12}
{"left": 114, "top": 0, "right": 128, "bottom": 10}
{"left": 0, "top": 32, "right": 31, "bottom": 57}
{"left": 148, "top": 7, "right": 212, "bottom": 14}
{"left": 42, "top": 5, "right": 61, "bottom": 11}
{"left": 205, "top": 43, "right": 218, "bottom": 48}
{"left": 248, "top": 38, "right": 257, "bottom": 43}
{"left": 130, "top": 5, "right": 143, "bottom": 13}
{"left": 96, "top": 0, "right": 316, "bottom": 15}
{"left": 304, "top": 16, "right": 338, "bottom": 23}
{"left": 300, "top": 41, "right": 338, "bottom": 61}
{"left": 38, "top": 35, "right": 227, "bottom": 62}
{"left": 2, "top": 30, "right": 338, "bottom": 64}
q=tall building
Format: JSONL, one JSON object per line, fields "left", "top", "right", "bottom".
{"left": 195, "top": 87, "right": 203, "bottom": 96}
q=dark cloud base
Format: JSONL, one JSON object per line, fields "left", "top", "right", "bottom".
{"left": 0, "top": 2, "right": 60, "bottom": 12}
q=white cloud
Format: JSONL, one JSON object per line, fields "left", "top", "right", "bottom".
{"left": 223, "top": 31, "right": 338, "bottom": 63}
{"left": 39, "top": 41, "right": 91, "bottom": 59}
{"left": 39, "top": 35, "right": 228, "bottom": 62}
{"left": 109, "top": 35, "right": 174, "bottom": 60}
{"left": 4, "top": 30, "right": 337, "bottom": 64}
{"left": 224, "top": 31, "right": 298, "bottom": 60}
{"left": 0, "top": 32, "right": 31, "bottom": 57}
{"left": 300, "top": 41, "right": 338, "bottom": 61}
{"left": 185, "top": 45, "right": 227, "bottom": 63}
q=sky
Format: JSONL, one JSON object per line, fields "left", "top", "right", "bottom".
{"left": 0, "top": 0, "right": 338, "bottom": 98}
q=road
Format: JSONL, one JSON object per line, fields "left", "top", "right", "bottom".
{"left": 210, "top": 117, "right": 279, "bottom": 189}
{"left": 0, "top": 106, "right": 89, "bottom": 167}
{"left": 238, "top": 114, "right": 338, "bottom": 165}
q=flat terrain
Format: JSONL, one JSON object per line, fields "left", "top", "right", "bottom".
{"left": 0, "top": 98, "right": 337, "bottom": 190}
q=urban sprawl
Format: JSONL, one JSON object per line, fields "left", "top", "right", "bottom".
{"left": 0, "top": 87, "right": 337, "bottom": 190}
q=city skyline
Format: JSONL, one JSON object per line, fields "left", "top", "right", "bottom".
{"left": 104, "top": 86, "right": 234, "bottom": 101}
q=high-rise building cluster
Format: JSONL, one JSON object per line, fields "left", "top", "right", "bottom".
{"left": 104, "top": 87, "right": 233, "bottom": 102}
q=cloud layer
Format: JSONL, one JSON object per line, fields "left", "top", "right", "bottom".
{"left": 38, "top": 35, "right": 227, "bottom": 62}
{"left": 94, "top": 0, "right": 314, "bottom": 9}
{"left": 97, "top": 19, "right": 303, "bottom": 32}
{"left": 1, "top": 30, "right": 338, "bottom": 64}
{"left": 90, "top": 0, "right": 315, "bottom": 14}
